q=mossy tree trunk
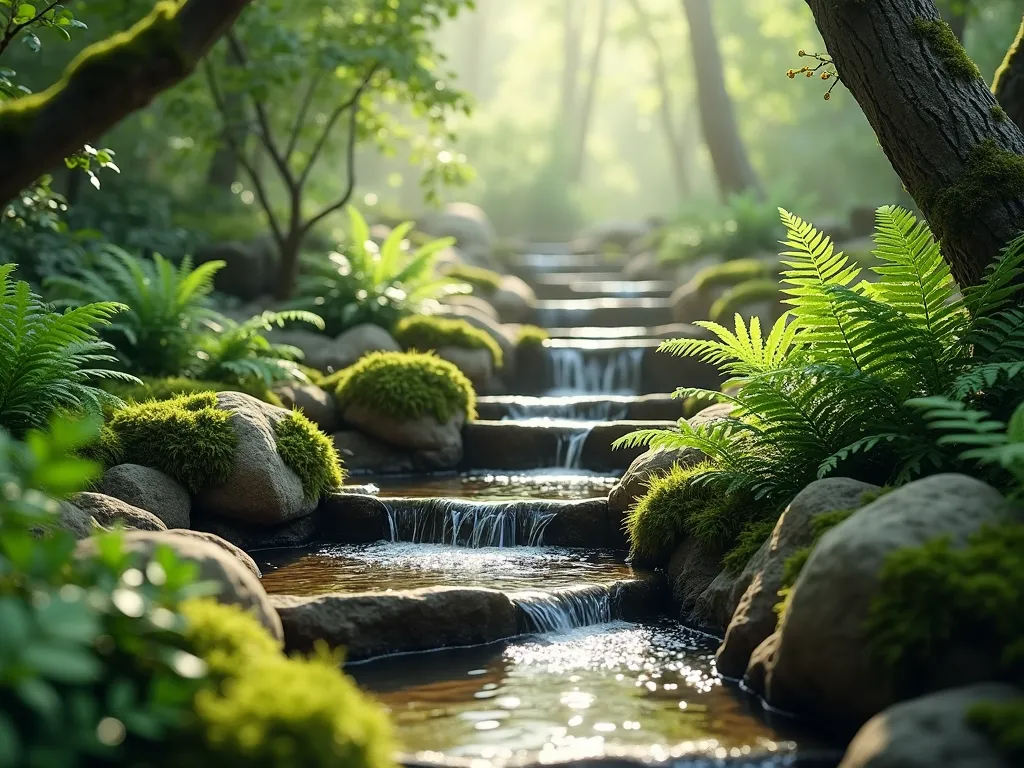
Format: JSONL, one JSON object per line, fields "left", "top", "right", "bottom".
{"left": 994, "top": 16, "right": 1024, "bottom": 132}
{"left": 0, "top": 0, "right": 255, "bottom": 206}
{"left": 681, "top": 0, "right": 763, "bottom": 201}
{"left": 803, "top": 0, "right": 1024, "bottom": 291}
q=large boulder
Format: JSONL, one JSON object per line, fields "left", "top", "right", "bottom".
{"left": 343, "top": 402, "right": 465, "bottom": 457}
{"left": 269, "top": 324, "right": 400, "bottom": 374}
{"left": 195, "top": 239, "right": 275, "bottom": 301}
{"left": 195, "top": 392, "right": 315, "bottom": 526}
{"left": 75, "top": 530, "right": 282, "bottom": 641}
{"left": 54, "top": 501, "right": 98, "bottom": 540}
{"left": 491, "top": 275, "right": 536, "bottom": 324}
{"left": 667, "top": 538, "right": 727, "bottom": 630}
{"left": 670, "top": 279, "right": 719, "bottom": 325}
{"left": 417, "top": 203, "right": 497, "bottom": 268}
{"left": 161, "top": 529, "right": 262, "bottom": 579}
{"left": 839, "top": 684, "right": 1022, "bottom": 768}
{"left": 96, "top": 464, "right": 191, "bottom": 529}
{"left": 764, "top": 474, "right": 1010, "bottom": 729}
{"left": 715, "top": 478, "right": 881, "bottom": 679}
{"left": 70, "top": 492, "right": 167, "bottom": 532}
{"left": 273, "top": 383, "right": 340, "bottom": 432}
{"left": 436, "top": 346, "right": 493, "bottom": 392}
{"left": 331, "top": 430, "right": 460, "bottom": 473}
{"left": 440, "top": 294, "right": 500, "bottom": 321}
{"left": 434, "top": 306, "right": 516, "bottom": 380}
{"left": 608, "top": 403, "right": 734, "bottom": 514}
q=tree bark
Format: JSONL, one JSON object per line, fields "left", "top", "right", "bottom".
{"left": 994, "top": 16, "right": 1024, "bottom": 132}
{"left": 571, "top": 0, "right": 610, "bottom": 183}
{"left": 681, "top": 0, "right": 762, "bottom": 200}
{"left": 804, "top": 0, "right": 1024, "bottom": 290}
{"left": 0, "top": 0, "right": 253, "bottom": 205}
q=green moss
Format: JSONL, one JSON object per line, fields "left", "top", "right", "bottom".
{"left": 444, "top": 264, "right": 503, "bottom": 294}
{"left": 969, "top": 700, "right": 1024, "bottom": 763}
{"left": 923, "top": 138, "right": 1024, "bottom": 242}
{"left": 332, "top": 351, "right": 476, "bottom": 423}
{"left": 722, "top": 516, "right": 777, "bottom": 573}
{"left": 626, "top": 461, "right": 752, "bottom": 564}
{"left": 102, "top": 376, "right": 283, "bottom": 408}
{"left": 274, "top": 411, "right": 345, "bottom": 501}
{"left": 76, "top": 422, "right": 125, "bottom": 467}
{"left": 516, "top": 325, "right": 549, "bottom": 348}
{"left": 692, "top": 258, "right": 778, "bottom": 292}
{"left": 709, "top": 278, "right": 781, "bottom": 323}
{"left": 180, "top": 599, "right": 395, "bottom": 768}
{"left": 105, "top": 392, "right": 237, "bottom": 492}
{"left": 911, "top": 18, "right": 981, "bottom": 81}
{"left": 992, "top": 105, "right": 1010, "bottom": 124}
{"left": 866, "top": 523, "right": 1024, "bottom": 694}
{"left": 392, "top": 315, "right": 503, "bottom": 368}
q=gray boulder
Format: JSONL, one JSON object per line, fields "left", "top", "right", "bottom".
{"left": 97, "top": 464, "right": 191, "bottom": 529}
{"left": 195, "top": 392, "right": 315, "bottom": 526}
{"left": 417, "top": 203, "right": 497, "bottom": 267}
{"left": 343, "top": 401, "right": 465, "bottom": 455}
{"left": 274, "top": 383, "right": 340, "bottom": 432}
{"left": 70, "top": 492, "right": 167, "bottom": 532}
{"left": 491, "top": 275, "right": 536, "bottom": 324}
{"left": 164, "top": 529, "right": 263, "bottom": 579}
{"left": 436, "top": 346, "right": 493, "bottom": 392}
{"left": 331, "top": 430, "right": 461, "bottom": 473}
{"left": 765, "top": 474, "right": 1010, "bottom": 728}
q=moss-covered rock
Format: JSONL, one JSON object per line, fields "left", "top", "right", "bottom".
{"left": 443, "top": 263, "right": 503, "bottom": 294}
{"left": 516, "top": 324, "right": 549, "bottom": 348}
{"left": 393, "top": 315, "right": 503, "bottom": 368}
{"left": 102, "top": 376, "right": 283, "bottom": 407}
{"left": 274, "top": 410, "right": 345, "bottom": 501}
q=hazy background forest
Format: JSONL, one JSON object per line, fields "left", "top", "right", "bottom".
{"left": 5, "top": 0, "right": 1021, "bottom": 251}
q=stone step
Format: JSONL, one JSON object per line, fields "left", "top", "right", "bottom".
{"left": 535, "top": 297, "right": 673, "bottom": 328}
{"left": 533, "top": 278, "right": 675, "bottom": 301}
{"left": 460, "top": 419, "right": 676, "bottom": 472}
{"left": 476, "top": 394, "right": 683, "bottom": 422}
{"left": 508, "top": 253, "right": 628, "bottom": 276}
{"left": 543, "top": 322, "right": 694, "bottom": 340}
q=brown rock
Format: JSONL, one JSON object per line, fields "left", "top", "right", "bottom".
{"left": 274, "top": 383, "right": 339, "bottom": 432}
{"left": 343, "top": 402, "right": 465, "bottom": 453}
{"left": 96, "top": 464, "right": 190, "bottom": 529}
{"left": 71, "top": 492, "right": 167, "bottom": 532}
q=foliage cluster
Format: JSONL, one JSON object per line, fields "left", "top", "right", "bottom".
{"left": 393, "top": 314, "right": 503, "bottom": 367}
{"left": 656, "top": 192, "right": 784, "bottom": 265}
{"left": 330, "top": 350, "right": 476, "bottom": 423}
{"left": 101, "top": 376, "right": 283, "bottom": 409}
{"left": 273, "top": 410, "right": 345, "bottom": 501}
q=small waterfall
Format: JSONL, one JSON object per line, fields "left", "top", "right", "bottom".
{"left": 548, "top": 347, "right": 644, "bottom": 394}
{"left": 555, "top": 427, "right": 591, "bottom": 469}
{"left": 512, "top": 584, "right": 613, "bottom": 632}
{"left": 384, "top": 498, "right": 556, "bottom": 547}
{"left": 505, "top": 399, "right": 627, "bottom": 421}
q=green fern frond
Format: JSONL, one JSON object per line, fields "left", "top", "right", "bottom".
{"left": 968, "top": 308, "right": 1024, "bottom": 364}
{"left": 950, "top": 362, "right": 1024, "bottom": 398}
{"left": 962, "top": 232, "right": 1024, "bottom": 320}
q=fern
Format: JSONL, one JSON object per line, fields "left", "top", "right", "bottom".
{"left": 195, "top": 310, "right": 325, "bottom": 389}
{"left": 0, "top": 264, "right": 139, "bottom": 435}
{"left": 46, "top": 246, "right": 224, "bottom": 377}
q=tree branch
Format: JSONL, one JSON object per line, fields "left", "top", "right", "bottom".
{"left": 285, "top": 73, "right": 323, "bottom": 163}
{"left": 0, "top": 0, "right": 255, "bottom": 204}
{"left": 0, "top": 1, "right": 63, "bottom": 59}
{"left": 994, "top": 16, "right": 1024, "bottom": 131}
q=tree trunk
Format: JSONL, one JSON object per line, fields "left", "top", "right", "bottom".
{"left": 994, "top": 17, "right": 1024, "bottom": 132}
{"left": 571, "top": 0, "right": 611, "bottom": 183}
{"left": 559, "top": 0, "right": 583, "bottom": 135}
{"left": 803, "top": 0, "right": 1024, "bottom": 290}
{"left": 0, "top": 0, "right": 254, "bottom": 205}
{"left": 681, "top": 0, "right": 763, "bottom": 200}
{"left": 205, "top": 43, "right": 248, "bottom": 191}
{"left": 274, "top": 225, "right": 304, "bottom": 301}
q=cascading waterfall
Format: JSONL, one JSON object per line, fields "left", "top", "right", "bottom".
{"left": 548, "top": 347, "right": 644, "bottom": 395}
{"left": 512, "top": 584, "right": 613, "bottom": 632}
{"left": 555, "top": 426, "right": 591, "bottom": 469}
{"left": 505, "top": 399, "right": 627, "bottom": 421}
{"left": 384, "top": 498, "right": 557, "bottom": 547}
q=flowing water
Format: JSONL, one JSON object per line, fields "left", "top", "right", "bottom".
{"left": 547, "top": 347, "right": 644, "bottom": 395}
{"left": 360, "top": 471, "right": 619, "bottom": 501}
{"left": 350, "top": 619, "right": 828, "bottom": 765}
{"left": 382, "top": 498, "right": 560, "bottom": 547}
{"left": 503, "top": 396, "right": 630, "bottom": 421}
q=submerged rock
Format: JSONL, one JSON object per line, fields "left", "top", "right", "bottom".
{"left": 96, "top": 464, "right": 191, "bottom": 529}
{"left": 70, "top": 492, "right": 167, "bottom": 532}
{"left": 715, "top": 477, "right": 880, "bottom": 678}
{"left": 839, "top": 684, "right": 1022, "bottom": 768}
{"left": 764, "top": 474, "right": 1009, "bottom": 729}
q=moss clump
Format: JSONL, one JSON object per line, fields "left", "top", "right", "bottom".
{"left": 180, "top": 600, "right": 395, "bottom": 768}
{"left": 332, "top": 351, "right": 476, "bottom": 423}
{"left": 626, "top": 461, "right": 753, "bottom": 564}
{"left": 105, "top": 392, "right": 237, "bottom": 492}
{"left": 444, "top": 264, "right": 503, "bottom": 294}
{"left": 911, "top": 18, "right": 981, "bottom": 81}
{"left": 969, "top": 700, "right": 1024, "bottom": 763}
{"left": 709, "top": 278, "right": 781, "bottom": 323}
{"left": 516, "top": 324, "right": 549, "bottom": 348}
{"left": 274, "top": 411, "right": 345, "bottom": 501}
{"left": 722, "top": 516, "right": 777, "bottom": 573}
{"left": 102, "top": 376, "right": 283, "bottom": 407}
{"left": 992, "top": 105, "right": 1010, "bottom": 124}
{"left": 923, "top": 138, "right": 1024, "bottom": 241}
{"left": 393, "top": 315, "right": 503, "bottom": 368}
{"left": 692, "top": 258, "right": 777, "bottom": 292}
{"left": 866, "top": 522, "right": 1024, "bottom": 694}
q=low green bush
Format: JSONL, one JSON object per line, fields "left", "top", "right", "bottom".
{"left": 274, "top": 411, "right": 345, "bottom": 500}
{"left": 104, "top": 392, "right": 238, "bottom": 492}
{"left": 691, "top": 258, "right": 779, "bottom": 292}
{"left": 331, "top": 350, "right": 476, "bottom": 423}
{"left": 102, "top": 375, "right": 284, "bottom": 407}
{"left": 516, "top": 324, "right": 549, "bottom": 348}
{"left": 444, "top": 264, "right": 503, "bottom": 294}
{"left": 393, "top": 315, "right": 503, "bottom": 367}
{"left": 709, "top": 278, "right": 781, "bottom": 323}
{"left": 969, "top": 700, "right": 1024, "bottom": 764}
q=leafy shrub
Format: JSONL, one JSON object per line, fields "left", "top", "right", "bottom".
{"left": 104, "top": 392, "right": 238, "bottom": 492}
{"left": 392, "top": 315, "right": 503, "bottom": 367}
{"left": 195, "top": 311, "right": 325, "bottom": 389}
{"left": 443, "top": 263, "right": 503, "bottom": 294}
{"left": 616, "top": 206, "right": 1024, "bottom": 512}
{"left": 330, "top": 351, "right": 476, "bottom": 422}
{"left": 47, "top": 246, "right": 225, "bottom": 377}
{"left": 709, "top": 279, "right": 782, "bottom": 323}
{"left": 516, "top": 324, "right": 549, "bottom": 348}
{"left": 101, "top": 376, "right": 284, "bottom": 408}
{"left": 657, "top": 192, "right": 784, "bottom": 265}
{"left": 0, "top": 263, "right": 136, "bottom": 435}
{"left": 273, "top": 411, "right": 345, "bottom": 501}
{"left": 295, "top": 207, "right": 468, "bottom": 336}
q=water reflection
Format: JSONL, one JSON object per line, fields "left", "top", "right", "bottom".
{"left": 351, "top": 620, "right": 819, "bottom": 764}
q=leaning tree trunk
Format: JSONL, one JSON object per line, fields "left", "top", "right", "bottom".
{"left": 571, "top": 0, "right": 611, "bottom": 183}
{"left": 994, "top": 17, "right": 1024, "bottom": 132}
{"left": 804, "top": 0, "right": 1024, "bottom": 290}
{"left": 681, "top": 0, "right": 763, "bottom": 200}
